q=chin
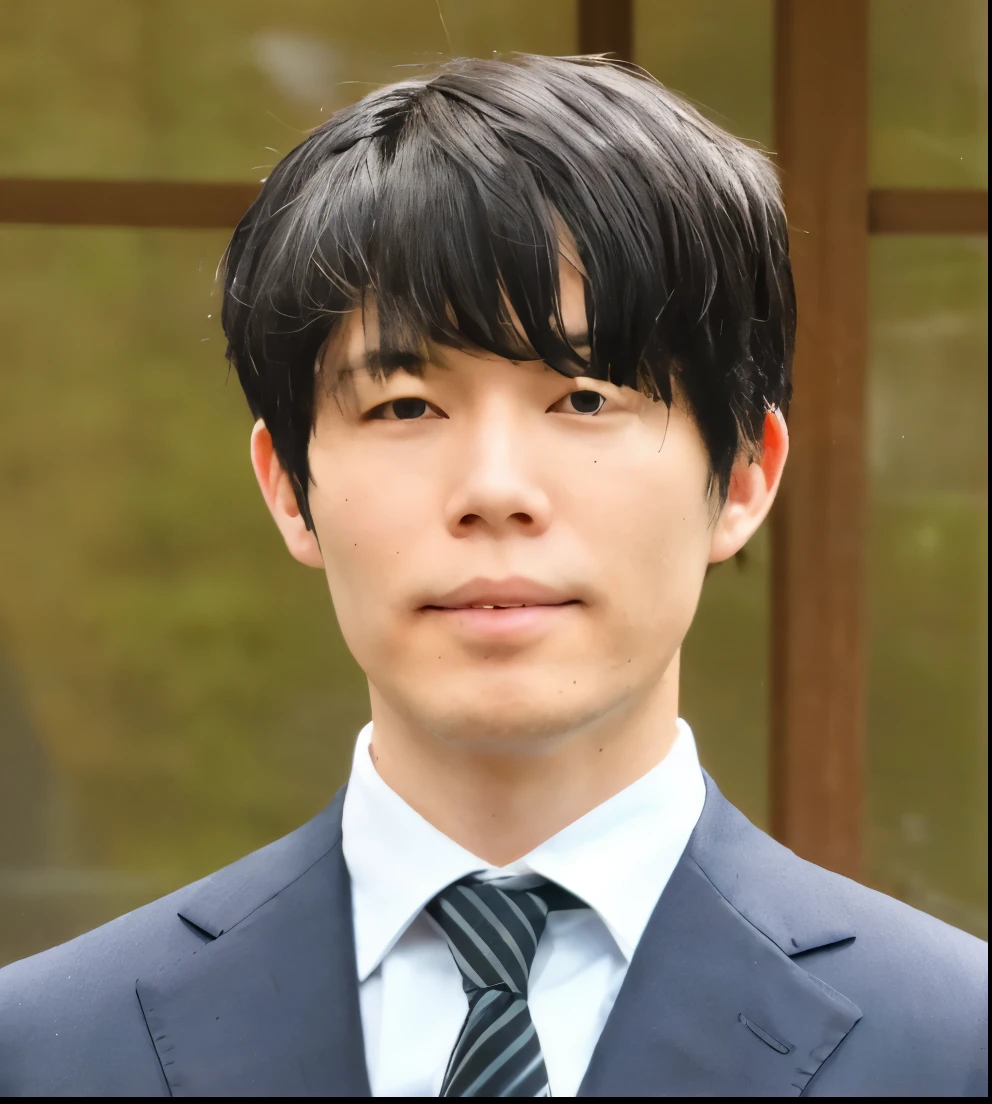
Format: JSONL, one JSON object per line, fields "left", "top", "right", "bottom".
{"left": 415, "top": 673, "right": 616, "bottom": 753}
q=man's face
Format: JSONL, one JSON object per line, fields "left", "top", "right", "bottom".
{"left": 298, "top": 266, "right": 717, "bottom": 751}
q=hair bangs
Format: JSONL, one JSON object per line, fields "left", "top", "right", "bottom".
{"left": 253, "top": 105, "right": 605, "bottom": 395}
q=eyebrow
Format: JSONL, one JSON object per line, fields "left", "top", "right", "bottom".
{"left": 333, "top": 348, "right": 427, "bottom": 380}
{"left": 340, "top": 331, "right": 591, "bottom": 377}
{"left": 361, "top": 349, "right": 428, "bottom": 374}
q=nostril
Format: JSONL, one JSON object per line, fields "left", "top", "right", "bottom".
{"left": 456, "top": 513, "right": 535, "bottom": 529}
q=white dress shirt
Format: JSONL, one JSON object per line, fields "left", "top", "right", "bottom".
{"left": 341, "top": 719, "right": 706, "bottom": 1097}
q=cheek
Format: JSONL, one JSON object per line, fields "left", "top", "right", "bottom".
{"left": 306, "top": 445, "right": 427, "bottom": 622}
{"left": 582, "top": 433, "right": 712, "bottom": 633}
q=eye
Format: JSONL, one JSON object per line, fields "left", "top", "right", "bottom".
{"left": 550, "top": 389, "right": 607, "bottom": 416}
{"left": 367, "top": 397, "right": 442, "bottom": 421}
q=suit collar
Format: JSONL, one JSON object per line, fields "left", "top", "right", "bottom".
{"left": 688, "top": 771, "right": 860, "bottom": 956}
{"left": 173, "top": 791, "right": 347, "bottom": 940}
{"left": 578, "top": 771, "right": 862, "bottom": 1096}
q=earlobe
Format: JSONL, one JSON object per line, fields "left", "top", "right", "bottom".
{"left": 249, "top": 420, "right": 324, "bottom": 570}
{"left": 708, "top": 409, "right": 789, "bottom": 564}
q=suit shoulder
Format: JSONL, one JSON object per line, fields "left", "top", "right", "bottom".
{"left": 698, "top": 778, "right": 986, "bottom": 967}
{"left": 0, "top": 878, "right": 206, "bottom": 1096}
{"left": 793, "top": 864, "right": 987, "bottom": 1097}
{"left": 0, "top": 793, "right": 343, "bottom": 1096}
{"left": 0, "top": 875, "right": 204, "bottom": 999}
{"left": 788, "top": 845, "right": 986, "bottom": 982}
{"left": 0, "top": 790, "right": 343, "bottom": 999}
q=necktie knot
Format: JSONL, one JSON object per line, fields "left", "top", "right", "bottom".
{"left": 427, "top": 877, "right": 584, "bottom": 997}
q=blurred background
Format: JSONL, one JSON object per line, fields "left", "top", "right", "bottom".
{"left": 0, "top": 0, "right": 986, "bottom": 966}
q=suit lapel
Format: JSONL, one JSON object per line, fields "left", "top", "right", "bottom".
{"left": 135, "top": 773, "right": 862, "bottom": 1097}
{"left": 578, "top": 774, "right": 863, "bottom": 1097}
{"left": 136, "top": 795, "right": 370, "bottom": 1097}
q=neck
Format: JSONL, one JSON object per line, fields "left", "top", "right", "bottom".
{"left": 366, "top": 655, "right": 681, "bottom": 865}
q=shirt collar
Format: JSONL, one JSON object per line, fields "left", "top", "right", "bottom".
{"left": 341, "top": 719, "right": 706, "bottom": 981}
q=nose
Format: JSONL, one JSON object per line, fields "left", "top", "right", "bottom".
{"left": 443, "top": 413, "right": 553, "bottom": 539}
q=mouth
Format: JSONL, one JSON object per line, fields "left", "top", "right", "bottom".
{"left": 421, "top": 576, "right": 581, "bottom": 611}
{"left": 418, "top": 600, "right": 581, "bottom": 640}
{"left": 421, "top": 600, "right": 581, "bottom": 611}
{"left": 418, "top": 578, "right": 583, "bottom": 640}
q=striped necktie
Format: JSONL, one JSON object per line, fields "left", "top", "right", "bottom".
{"left": 426, "top": 876, "right": 586, "bottom": 1097}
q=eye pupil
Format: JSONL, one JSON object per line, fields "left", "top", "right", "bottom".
{"left": 392, "top": 398, "right": 428, "bottom": 419}
{"left": 570, "top": 390, "right": 603, "bottom": 414}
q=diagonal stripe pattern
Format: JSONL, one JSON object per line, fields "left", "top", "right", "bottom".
{"left": 427, "top": 877, "right": 587, "bottom": 1097}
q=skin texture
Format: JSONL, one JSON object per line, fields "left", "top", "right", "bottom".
{"left": 251, "top": 265, "right": 788, "bottom": 863}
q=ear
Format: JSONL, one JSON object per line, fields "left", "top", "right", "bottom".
{"left": 709, "top": 409, "right": 789, "bottom": 564}
{"left": 250, "top": 420, "right": 324, "bottom": 569}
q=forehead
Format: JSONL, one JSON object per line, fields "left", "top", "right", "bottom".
{"left": 329, "top": 252, "right": 590, "bottom": 379}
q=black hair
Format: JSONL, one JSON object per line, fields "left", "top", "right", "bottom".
{"left": 222, "top": 53, "right": 794, "bottom": 529}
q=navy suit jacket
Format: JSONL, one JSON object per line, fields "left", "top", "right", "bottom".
{"left": 0, "top": 771, "right": 986, "bottom": 1096}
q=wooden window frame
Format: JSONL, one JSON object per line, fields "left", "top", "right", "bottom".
{"left": 770, "top": 0, "right": 986, "bottom": 881}
{"left": 0, "top": 0, "right": 986, "bottom": 881}
{"left": 0, "top": 178, "right": 986, "bottom": 235}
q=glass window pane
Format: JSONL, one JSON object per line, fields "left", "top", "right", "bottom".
{"left": 0, "top": 0, "right": 576, "bottom": 181}
{"left": 681, "top": 531, "right": 770, "bottom": 830}
{"left": 634, "top": 0, "right": 772, "bottom": 828}
{"left": 0, "top": 226, "right": 373, "bottom": 965}
{"left": 867, "top": 235, "right": 988, "bottom": 939}
{"left": 870, "top": 0, "right": 988, "bottom": 187}
{"left": 634, "top": 0, "right": 773, "bottom": 148}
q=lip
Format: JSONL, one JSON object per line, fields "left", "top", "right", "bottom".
{"left": 421, "top": 576, "right": 579, "bottom": 611}
{"left": 424, "top": 603, "right": 578, "bottom": 639}
{"left": 418, "top": 576, "right": 582, "bottom": 642}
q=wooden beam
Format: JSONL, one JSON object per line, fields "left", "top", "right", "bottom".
{"left": 578, "top": 0, "right": 632, "bottom": 60}
{"left": 0, "top": 179, "right": 259, "bottom": 230}
{"left": 771, "top": 0, "right": 869, "bottom": 880}
{"left": 2, "top": 176, "right": 984, "bottom": 236}
{"left": 870, "top": 188, "right": 988, "bottom": 235}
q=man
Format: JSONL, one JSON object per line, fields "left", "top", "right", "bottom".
{"left": 0, "top": 54, "right": 985, "bottom": 1097}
